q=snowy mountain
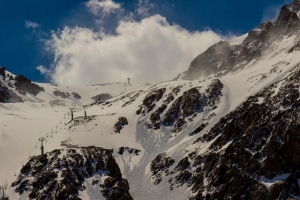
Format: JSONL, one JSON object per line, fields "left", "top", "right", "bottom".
{"left": 2, "top": 0, "right": 300, "bottom": 199}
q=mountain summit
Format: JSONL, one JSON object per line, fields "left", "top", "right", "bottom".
{"left": 184, "top": 0, "right": 300, "bottom": 80}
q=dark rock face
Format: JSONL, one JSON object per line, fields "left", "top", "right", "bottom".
{"left": 114, "top": 117, "right": 128, "bottom": 133}
{"left": 163, "top": 79, "right": 223, "bottom": 133}
{"left": 92, "top": 93, "right": 113, "bottom": 102}
{"left": 189, "top": 122, "right": 208, "bottom": 136}
{"left": 118, "top": 147, "right": 141, "bottom": 156}
{"left": 0, "top": 67, "right": 5, "bottom": 77}
{"left": 12, "top": 146, "right": 133, "bottom": 200}
{"left": 53, "top": 90, "right": 70, "bottom": 99}
{"left": 185, "top": 41, "right": 233, "bottom": 79}
{"left": 150, "top": 153, "right": 175, "bottom": 185}
{"left": 14, "top": 75, "right": 44, "bottom": 96}
{"left": 137, "top": 88, "right": 166, "bottom": 115}
{"left": 138, "top": 80, "right": 223, "bottom": 133}
{"left": 0, "top": 83, "right": 23, "bottom": 103}
{"left": 71, "top": 92, "right": 81, "bottom": 99}
{"left": 152, "top": 63, "right": 300, "bottom": 199}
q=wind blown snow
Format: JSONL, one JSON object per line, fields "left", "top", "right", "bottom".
{"left": 40, "top": 0, "right": 223, "bottom": 86}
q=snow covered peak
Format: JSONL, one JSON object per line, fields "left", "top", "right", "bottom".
{"left": 183, "top": 0, "right": 300, "bottom": 81}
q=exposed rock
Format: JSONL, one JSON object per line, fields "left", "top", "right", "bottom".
{"left": 137, "top": 88, "right": 166, "bottom": 115}
{"left": 163, "top": 79, "right": 223, "bottom": 131}
{"left": 0, "top": 67, "right": 5, "bottom": 77}
{"left": 12, "top": 146, "right": 132, "bottom": 200}
{"left": 189, "top": 123, "right": 208, "bottom": 136}
{"left": 150, "top": 153, "right": 175, "bottom": 185}
{"left": 118, "top": 147, "right": 141, "bottom": 156}
{"left": 114, "top": 117, "right": 128, "bottom": 133}
{"left": 14, "top": 75, "right": 44, "bottom": 96}
{"left": 0, "top": 82, "right": 23, "bottom": 103}
{"left": 149, "top": 104, "right": 167, "bottom": 130}
{"left": 71, "top": 92, "right": 81, "bottom": 99}
{"left": 91, "top": 93, "right": 113, "bottom": 102}
{"left": 53, "top": 90, "right": 70, "bottom": 99}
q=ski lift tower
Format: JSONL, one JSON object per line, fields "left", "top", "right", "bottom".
{"left": 1, "top": 183, "right": 9, "bottom": 200}
{"left": 39, "top": 137, "right": 45, "bottom": 155}
{"left": 83, "top": 106, "right": 87, "bottom": 118}
{"left": 70, "top": 109, "right": 74, "bottom": 121}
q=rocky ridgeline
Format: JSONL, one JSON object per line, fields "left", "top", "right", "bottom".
{"left": 14, "top": 75, "right": 44, "bottom": 96}
{"left": 0, "top": 67, "right": 44, "bottom": 102}
{"left": 137, "top": 79, "right": 223, "bottom": 135}
{"left": 0, "top": 67, "right": 23, "bottom": 102}
{"left": 12, "top": 146, "right": 133, "bottom": 200}
{"left": 0, "top": 82, "right": 23, "bottom": 103}
{"left": 185, "top": 0, "right": 300, "bottom": 79}
{"left": 150, "top": 63, "right": 300, "bottom": 199}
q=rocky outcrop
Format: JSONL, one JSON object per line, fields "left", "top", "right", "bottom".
{"left": 118, "top": 147, "right": 141, "bottom": 156}
{"left": 14, "top": 75, "right": 44, "bottom": 96}
{"left": 167, "top": 80, "right": 223, "bottom": 132}
{"left": 150, "top": 153, "right": 175, "bottom": 185}
{"left": 12, "top": 146, "right": 133, "bottom": 200}
{"left": 136, "top": 88, "right": 166, "bottom": 115}
{"left": 72, "top": 92, "right": 81, "bottom": 99}
{"left": 0, "top": 82, "right": 23, "bottom": 103}
{"left": 114, "top": 117, "right": 128, "bottom": 133}
{"left": 0, "top": 67, "right": 5, "bottom": 77}
{"left": 53, "top": 90, "right": 70, "bottom": 99}
{"left": 137, "top": 80, "right": 223, "bottom": 134}
{"left": 92, "top": 93, "right": 113, "bottom": 102}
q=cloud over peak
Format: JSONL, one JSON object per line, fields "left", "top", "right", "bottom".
{"left": 43, "top": 13, "right": 222, "bottom": 86}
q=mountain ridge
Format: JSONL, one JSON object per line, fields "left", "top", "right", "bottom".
{"left": 2, "top": 0, "right": 300, "bottom": 199}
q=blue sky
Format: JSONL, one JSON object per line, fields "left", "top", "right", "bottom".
{"left": 0, "top": 0, "right": 290, "bottom": 84}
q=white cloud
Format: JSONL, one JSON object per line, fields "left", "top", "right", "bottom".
{"left": 25, "top": 21, "right": 40, "bottom": 29}
{"left": 85, "top": 0, "right": 121, "bottom": 16}
{"left": 36, "top": 65, "right": 51, "bottom": 75}
{"left": 46, "top": 14, "right": 222, "bottom": 86}
{"left": 136, "top": 0, "right": 155, "bottom": 17}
